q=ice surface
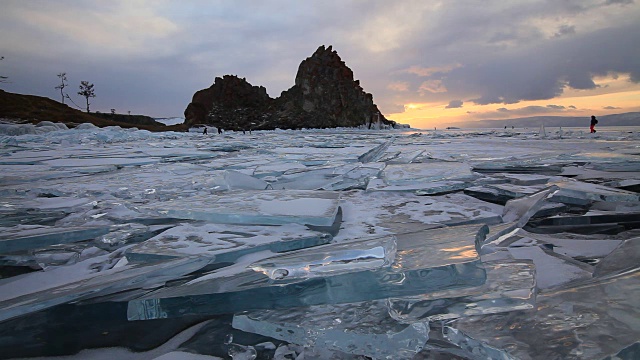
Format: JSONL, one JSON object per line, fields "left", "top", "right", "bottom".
{"left": 358, "top": 140, "right": 392, "bottom": 163}
{"left": 233, "top": 301, "right": 428, "bottom": 359}
{"left": 249, "top": 234, "right": 396, "bottom": 280}
{"left": 380, "top": 162, "right": 476, "bottom": 185}
{"left": 126, "top": 223, "right": 332, "bottom": 264}
{"left": 127, "top": 224, "right": 487, "bottom": 320}
{"left": 388, "top": 259, "right": 536, "bottom": 321}
{"left": 142, "top": 190, "right": 342, "bottom": 227}
{"left": 452, "top": 267, "right": 640, "bottom": 359}
{"left": 1, "top": 124, "right": 639, "bottom": 359}
{"left": 0, "top": 225, "right": 111, "bottom": 253}
{"left": 0, "top": 256, "right": 211, "bottom": 322}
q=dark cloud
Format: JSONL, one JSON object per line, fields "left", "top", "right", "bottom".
{"left": 0, "top": 1, "right": 639, "bottom": 119}
{"left": 445, "top": 100, "right": 463, "bottom": 109}
{"left": 484, "top": 105, "right": 571, "bottom": 118}
{"left": 553, "top": 25, "right": 576, "bottom": 38}
{"left": 605, "top": 0, "right": 634, "bottom": 5}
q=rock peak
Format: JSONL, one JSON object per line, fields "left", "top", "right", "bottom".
{"left": 184, "top": 45, "right": 394, "bottom": 130}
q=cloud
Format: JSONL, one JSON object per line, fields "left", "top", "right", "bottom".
{"left": 445, "top": 100, "right": 463, "bottom": 109}
{"left": 603, "top": 105, "right": 621, "bottom": 109}
{"left": 553, "top": 25, "right": 576, "bottom": 38}
{"left": 1, "top": 0, "right": 639, "bottom": 119}
{"left": 605, "top": 0, "right": 634, "bottom": 5}
{"left": 484, "top": 104, "right": 571, "bottom": 118}
{"left": 401, "top": 64, "right": 461, "bottom": 77}
{"left": 387, "top": 82, "right": 410, "bottom": 92}
{"left": 419, "top": 80, "right": 447, "bottom": 94}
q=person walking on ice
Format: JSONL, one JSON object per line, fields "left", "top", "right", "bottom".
{"left": 590, "top": 115, "right": 598, "bottom": 133}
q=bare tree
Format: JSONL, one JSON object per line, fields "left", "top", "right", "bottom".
{"left": 55, "top": 72, "right": 68, "bottom": 104}
{"left": 77, "top": 81, "right": 96, "bottom": 113}
{"left": 0, "top": 56, "right": 8, "bottom": 84}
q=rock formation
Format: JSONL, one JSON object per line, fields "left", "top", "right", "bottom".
{"left": 184, "top": 45, "right": 395, "bottom": 130}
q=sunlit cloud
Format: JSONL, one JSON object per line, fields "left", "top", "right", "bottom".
{"left": 402, "top": 64, "right": 461, "bottom": 77}
{"left": 388, "top": 82, "right": 410, "bottom": 92}
{"left": 419, "top": 79, "right": 447, "bottom": 94}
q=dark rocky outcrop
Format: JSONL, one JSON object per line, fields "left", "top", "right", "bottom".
{"left": 184, "top": 45, "right": 395, "bottom": 130}
{"left": 185, "top": 75, "right": 273, "bottom": 131}
{"left": 0, "top": 89, "right": 186, "bottom": 132}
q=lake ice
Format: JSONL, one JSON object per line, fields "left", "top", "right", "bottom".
{"left": 0, "top": 123, "right": 639, "bottom": 359}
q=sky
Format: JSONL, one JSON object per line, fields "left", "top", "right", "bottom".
{"left": 1, "top": 0, "right": 639, "bottom": 129}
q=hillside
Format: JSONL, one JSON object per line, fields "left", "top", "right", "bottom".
{"left": 450, "top": 112, "right": 640, "bottom": 128}
{"left": 0, "top": 90, "right": 187, "bottom": 132}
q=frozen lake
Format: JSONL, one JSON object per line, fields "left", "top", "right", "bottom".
{"left": 0, "top": 122, "right": 639, "bottom": 359}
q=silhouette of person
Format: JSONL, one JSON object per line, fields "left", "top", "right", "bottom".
{"left": 203, "top": 127, "right": 207, "bottom": 135}
{"left": 590, "top": 115, "right": 598, "bottom": 133}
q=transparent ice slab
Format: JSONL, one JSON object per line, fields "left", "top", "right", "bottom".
{"left": 441, "top": 325, "right": 517, "bottom": 360}
{"left": 127, "top": 224, "right": 488, "bottom": 320}
{"left": 141, "top": 190, "right": 342, "bottom": 227}
{"left": 452, "top": 267, "right": 640, "bottom": 360}
{"left": 508, "top": 246, "right": 592, "bottom": 290}
{"left": 126, "top": 223, "right": 332, "bottom": 264}
{"left": 249, "top": 234, "right": 396, "bottom": 280}
{"left": 381, "top": 162, "right": 476, "bottom": 185}
{"left": 594, "top": 236, "right": 640, "bottom": 277}
{"left": 0, "top": 225, "right": 111, "bottom": 253}
{"left": 466, "top": 183, "right": 546, "bottom": 203}
{"left": 358, "top": 140, "right": 393, "bottom": 163}
{"left": 0, "top": 256, "right": 211, "bottom": 323}
{"left": 388, "top": 259, "right": 536, "bottom": 322}
{"left": 233, "top": 301, "right": 428, "bottom": 360}
{"left": 549, "top": 178, "right": 640, "bottom": 204}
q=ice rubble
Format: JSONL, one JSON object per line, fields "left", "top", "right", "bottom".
{"left": 0, "top": 124, "right": 639, "bottom": 359}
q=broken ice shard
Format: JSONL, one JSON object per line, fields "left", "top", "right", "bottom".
{"left": 127, "top": 224, "right": 488, "bottom": 320}
{"left": 381, "top": 162, "right": 476, "bottom": 185}
{"left": 358, "top": 140, "right": 392, "bottom": 163}
{"left": 0, "top": 256, "right": 211, "bottom": 323}
{"left": 126, "top": 223, "right": 332, "bottom": 264}
{"left": 233, "top": 301, "right": 428, "bottom": 360}
{"left": 249, "top": 234, "right": 396, "bottom": 280}
{"left": 0, "top": 225, "right": 111, "bottom": 253}
{"left": 442, "top": 326, "right": 517, "bottom": 360}
{"left": 549, "top": 178, "right": 640, "bottom": 205}
{"left": 140, "top": 190, "right": 341, "bottom": 227}
{"left": 388, "top": 259, "right": 536, "bottom": 322}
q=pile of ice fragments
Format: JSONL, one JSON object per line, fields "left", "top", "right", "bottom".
{"left": 1, "top": 123, "right": 639, "bottom": 359}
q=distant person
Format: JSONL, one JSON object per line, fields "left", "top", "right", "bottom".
{"left": 203, "top": 127, "right": 207, "bottom": 135}
{"left": 590, "top": 115, "right": 598, "bottom": 133}
{"left": 218, "top": 127, "right": 222, "bottom": 135}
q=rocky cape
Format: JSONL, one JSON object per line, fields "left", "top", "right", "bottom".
{"left": 0, "top": 89, "right": 185, "bottom": 132}
{"left": 184, "top": 45, "right": 396, "bottom": 130}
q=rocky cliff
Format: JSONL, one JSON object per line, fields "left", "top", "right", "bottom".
{"left": 184, "top": 45, "right": 394, "bottom": 130}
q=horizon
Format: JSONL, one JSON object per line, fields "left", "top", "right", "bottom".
{"left": 1, "top": 1, "right": 639, "bottom": 129}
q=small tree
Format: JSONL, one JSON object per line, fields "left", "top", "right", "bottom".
{"left": 77, "top": 81, "right": 96, "bottom": 113}
{"left": 55, "top": 72, "right": 68, "bottom": 104}
{"left": 0, "top": 56, "right": 8, "bottom": 84}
